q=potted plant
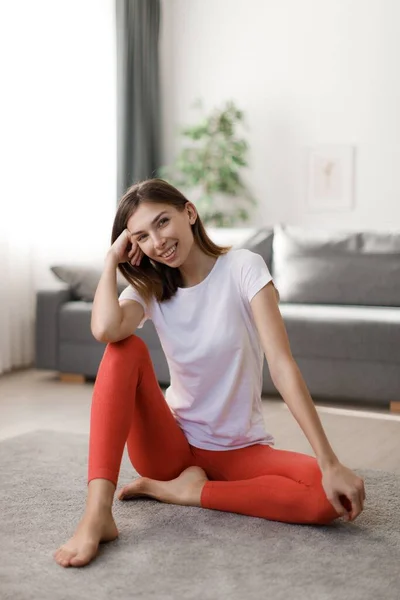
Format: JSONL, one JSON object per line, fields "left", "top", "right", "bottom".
{"left": 158, "top": 100, "right": 258, "bottom": 227}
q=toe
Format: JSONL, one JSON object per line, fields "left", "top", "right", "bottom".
{"left": 57, "top": 547, "right": 77, "bottom": 567}
{"left": 69, "top": 543, "right": 97, "bottom": 567}
{"left": 118, "top": 478, "right": 146, "bottom": 500}
{"left": 118, "top": 483, "right": 137, "bottom": 500}
{"left": 54, "top": 549, "right": 65, "bottom": 564}
{"left": 59, "top": 558, "right": 71, "bottom": 568}
{"left": 54, "top": 548, "right": 64, "bottom": 563}
{"left": 55, "top": 552, "right": 71, "bottom": 568}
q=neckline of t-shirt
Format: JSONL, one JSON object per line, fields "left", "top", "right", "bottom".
{"left": 176, "top": 251, "right": 229, "bottom": 293}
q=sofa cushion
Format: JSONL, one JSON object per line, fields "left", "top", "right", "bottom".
{"left": 237, "top": 227, "right": 274, "bottom": 272}
{"left": 273, "top": 225, "right": 400, "bottom": 306}
{"left": 51, "top": 264, "right": 128, "bottom": 302}
{"left": 59, "top": 302, "right": 95, "bottom": 343}
{"left": 280, "top": 303, "right": 400, "bottom": 364}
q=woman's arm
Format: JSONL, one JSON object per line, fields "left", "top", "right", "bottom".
{"left": 270, "top": 359, "right": 339, "bottom": 468}
{"left": 91, "top": 253, "right": 124, "bottom": 341}
{"left": 250, "top": 281, "right": 365, "bottom": 520}
{"left": 91, "top": 229, "right": 143, "bottom": 341}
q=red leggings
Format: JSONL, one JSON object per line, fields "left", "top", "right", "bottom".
{"left": 88, "top": 335, "right": 340, "bottom": 525}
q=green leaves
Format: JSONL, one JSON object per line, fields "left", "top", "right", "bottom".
{"left": 158, "top": 100, "right": 258, "bottom": 227}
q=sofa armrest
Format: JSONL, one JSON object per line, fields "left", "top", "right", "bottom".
{"left": 35, "top": 286, "right": 73, "bottom": 370}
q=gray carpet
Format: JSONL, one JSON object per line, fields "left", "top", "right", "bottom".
{"left": 0, "top": 432, "right": 399, "bottom": 600}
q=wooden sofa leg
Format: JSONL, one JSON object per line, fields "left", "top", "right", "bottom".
{"left": 59, "top": 373, "right": 86, "bottom": 384}
{"left": 390, "top": 401, "right": 400, "bottom": 413}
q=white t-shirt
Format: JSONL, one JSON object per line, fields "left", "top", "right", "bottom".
{"left": 119, "top": 248, "right": 275, "bottom": 451}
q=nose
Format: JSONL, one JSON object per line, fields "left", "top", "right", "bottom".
{"left": 153, "top": 234, "right": 167, "bottom": 251}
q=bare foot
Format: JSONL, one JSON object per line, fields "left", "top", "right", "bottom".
{"left": 117, "top": 466, "right": 209, "bottom": 507}
{"left": 54, "top": 509, "right": 118, "bottom": 568}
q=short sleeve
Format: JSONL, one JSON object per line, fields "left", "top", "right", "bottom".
{"left": 239, "top": 249, "right": 273, "bottom": 303}
{"left": 118, "top": 285, "right": 149, "bottom": 329}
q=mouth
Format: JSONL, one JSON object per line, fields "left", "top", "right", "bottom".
{"left": 159, "top": 242, "right": 178, "bottom": 261}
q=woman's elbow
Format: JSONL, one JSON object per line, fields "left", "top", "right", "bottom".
{"left": 91, "top": 327, "right": 109, "bottom": 343}
{"left": 270, "top": 356, "right": 298, "bottom": 387}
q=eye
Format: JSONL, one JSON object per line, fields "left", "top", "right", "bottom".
{"left": 137, "top": 218, "right": 169, "bottom": 242}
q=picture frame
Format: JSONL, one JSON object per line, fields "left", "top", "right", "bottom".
{"left": 306, "top": 145, "right": 355, "bottom": 211}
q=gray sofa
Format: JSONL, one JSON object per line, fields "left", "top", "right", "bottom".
{"left": 35, "top": 225, "right": 400, "bottom": 410}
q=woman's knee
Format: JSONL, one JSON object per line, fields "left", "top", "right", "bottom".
{"left": 113, "top": 333, "right": 147, "bottom": 350}
{"left": 107, "top": 334, "right": 150, "bottom": 359}
{"left": 301, "top": 461, "right": 339, "bottom": 524}
{"left": 309, "top": 484, "right": 340, "bottom": 525}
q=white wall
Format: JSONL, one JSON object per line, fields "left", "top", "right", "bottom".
{"left": 1, "top": 0, "right": 117, "bottom": 290}
{"left": 160, "top": 0, "right": 400, "bottom": 230}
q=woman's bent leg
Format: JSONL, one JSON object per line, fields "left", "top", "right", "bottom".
{"left": 89, "top": 334, "right": 194, "bottom": 485}
{"left": 55, "top": 335, "right": 193, "bottom": 568}
{"left": 194, "top": 445, "right": 340, "bottom": 525}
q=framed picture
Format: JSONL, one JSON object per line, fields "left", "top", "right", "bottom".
{"left": 306, "top": 145, "right": 355, "bottom": 211}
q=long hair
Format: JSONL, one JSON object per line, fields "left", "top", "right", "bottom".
{"left": 111, "top": 179, "right": 233, "bottom": 305}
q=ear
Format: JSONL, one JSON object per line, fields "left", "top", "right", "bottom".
{"left": 185, "top": 201, "right": 197, "bottom": 224}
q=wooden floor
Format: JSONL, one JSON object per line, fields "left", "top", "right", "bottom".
{"left": 1, "top": 368, "right": 400, "bottom": 474}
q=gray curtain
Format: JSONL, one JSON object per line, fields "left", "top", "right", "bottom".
{"left": 116, "top": 0, "right": 161, "bottom": 201}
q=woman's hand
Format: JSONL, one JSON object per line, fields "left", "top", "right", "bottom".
{"left": 108, "top": 229, "right": 144, "bottom": 267}
{"left": 321, "top": 462, "right": 366, "bottom": 522}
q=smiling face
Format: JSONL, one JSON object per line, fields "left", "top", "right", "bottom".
{"left": 126, "top": 201, "right": 197, "bottom": 265}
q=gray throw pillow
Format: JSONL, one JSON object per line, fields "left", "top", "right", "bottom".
{"left": 272, "top": 224, "right": 400, "bottom": 306}
{"left": 237, "top": 227, "right": 274, "bottom": 272}
{"left": 51, "top": 264, "right": 128, "bottom": 302}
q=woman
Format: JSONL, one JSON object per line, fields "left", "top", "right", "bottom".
{"left": 54, "top": 179, "right": 365, "bottom": 568}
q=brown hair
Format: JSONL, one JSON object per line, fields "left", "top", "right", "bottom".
{"left": 111, "top": 178, "right": 233, "bottom": 305}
